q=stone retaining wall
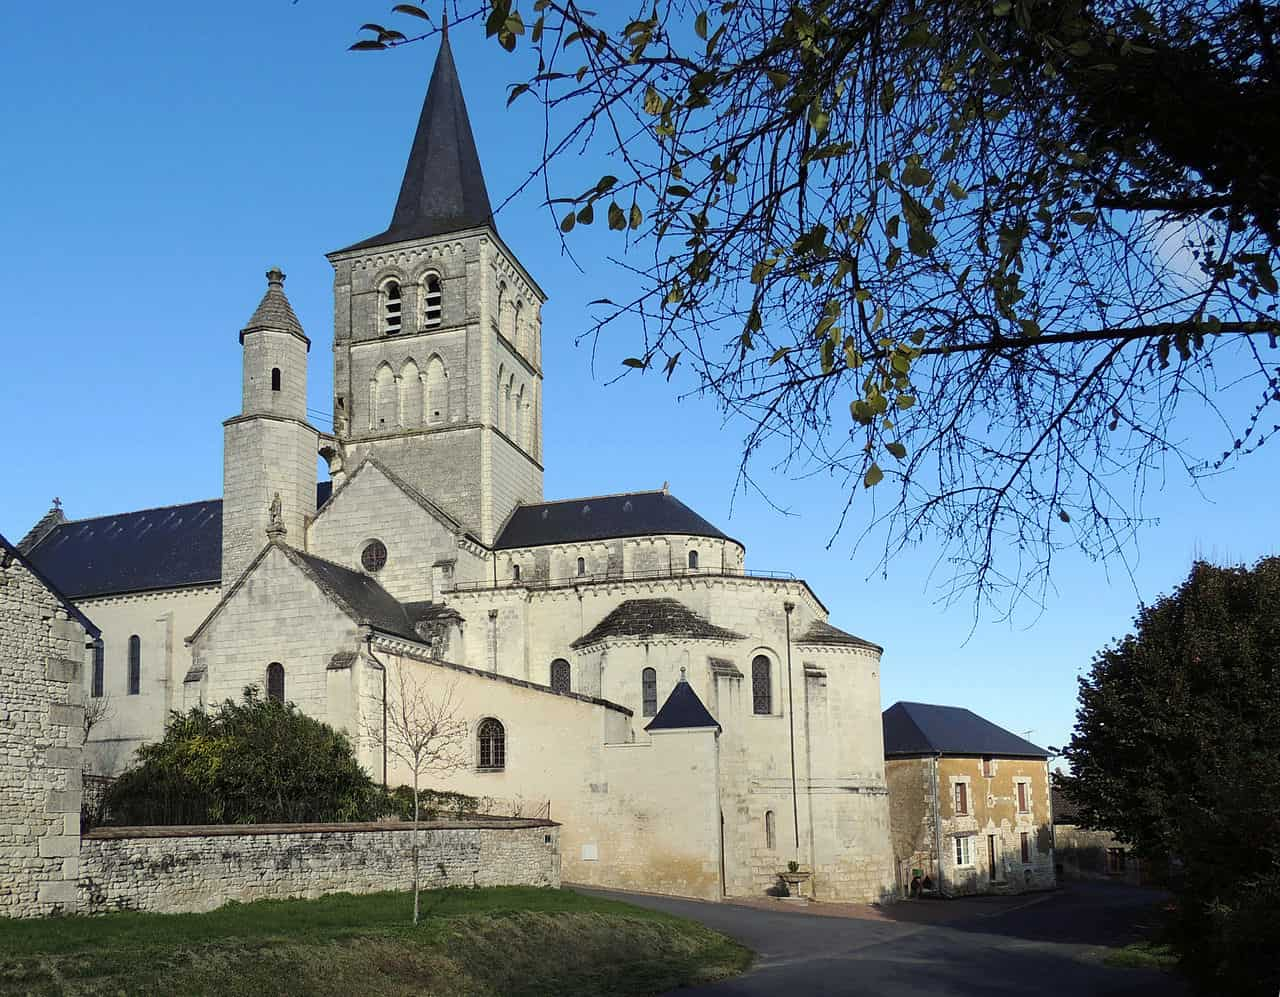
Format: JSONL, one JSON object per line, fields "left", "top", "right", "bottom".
{"left": 79, "top": 819, "right": 560, "bottom": 914}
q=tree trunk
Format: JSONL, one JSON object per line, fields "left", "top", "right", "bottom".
{"left": 412, "top": 764, "right": 420, "bottom": 925}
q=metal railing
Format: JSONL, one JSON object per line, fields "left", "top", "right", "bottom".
{"left": 448, "top": 564, "right": 797, "bottom": 594}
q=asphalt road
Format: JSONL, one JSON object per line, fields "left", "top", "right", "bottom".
{"left": 571, "top": 882, "right": 1184, "bottom": 996}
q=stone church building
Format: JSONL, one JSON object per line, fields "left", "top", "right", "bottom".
{"left": 17, "top": 34, "right": 895, "bottom": 902}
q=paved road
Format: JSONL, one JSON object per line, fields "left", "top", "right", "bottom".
{"left": 571, "top": 882, "right": 1184, "bottom": 996}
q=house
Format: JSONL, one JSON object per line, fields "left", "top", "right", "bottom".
{"left": 1051, "top": 783, "right": 1152, "bottom": 885}
{"left": 15, "top": 30, "right": 897, "bottom": 904}
{"left": 883, "top": 701, "right": 1056, "bottom": 896}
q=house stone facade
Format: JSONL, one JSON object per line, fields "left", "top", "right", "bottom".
{"left": 17, "top": 31, "right": 897, "bottom": 903}
{"left": 0, "top": 533, "right": 98, "bottom": 917}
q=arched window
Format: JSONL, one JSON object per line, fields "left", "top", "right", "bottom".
{"left": 550, "top": 659, "right": 571, "bottom": 694}
{"left": 91, "top": 639, "right": 104, "bottom": 699}
{"left": 576, "top": 556, "right": 586, "bottom": 577}
{"left": 688, "top": 549, "right": 699, "bottom": 570}
{"left": 271, "top": 367, "right": 281, "bottom": 392}
{"left": 505, "top": 376, "right": 515, "bottom": 438}
{"left": 374, "top": 364, "right": 396, "bottom": 429}
{"left": 421, "top": 273, "right": 442, "bottom": 327}
{"left": 127, "top": 635, "right": 141, "bottom": 696}
{"left": 400, "top": 358, "right": 422, "bottom": 427}
{"left": 512, "top": 563, "right": 521, "bottom": 582}
{"left": 514, "top": 383, "right": 525, "bottom": 448}
{"left": 266, "top": 662, "right": 285, "bottom": 703}
{"left": 478, "top": 718, "right": 505, "bottom": 769}
{"left": 382, "top": 279, "right": 402, "bottom": 335}
{"left": 642, "top": 667, "right": 657, "bottom": 717}
{"left": 765, "top": 810, "right": 777, "bottom": 850}
{"left": 495, "top": 281, "right": 508, "bottom": 334}
{"left": 751, "top": 654, "right": 772, "bottom": 715}
{"left": 496, "top": 364, "right": 506, "bottom": 433}
{"left": 426, "top": 355, "right": 447, "bottom": 424}
{"left": 513, "top": 299, "right": 525, "bottom": 349}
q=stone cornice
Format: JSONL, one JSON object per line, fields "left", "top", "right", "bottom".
{"left": 76, "top": 585, "right": 219, "bottom": 608}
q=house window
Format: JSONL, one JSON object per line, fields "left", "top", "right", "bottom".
{"left": 127, "top": 635, "right": 141, "bottom": 695}
{"left": 266, "top": 662, "right": 285, "bottom": 703}
{"left": 687, "top": 549, "right": 699, "bottom": 570}
{"left": 478, "top": 718, "right": 505, "bottom": 770}
{"left": 271, "top": 367, "right": 281, "bottom": 392}
{"left": 988, "top": 834, "right": 1000, "bottom": 881}
{"left": 361, "top": 539, "right": 388, "bottom": 573}
{"left": 641, "top": 667, "right": 657, "bottom": 717}
{"left": 981, "top": 756, "right": 993, "bottom": 777}
{"left": 1021, "top": 831, "right": 1031, "bottom": 864}
{"left": 954, "top": 834, "right": 974, "bottom": 867}
{"left": 577, "top": 556, "right": 586, "bottom": 577}
{"left": 954, "top": 781, "right": 968, "bottom": 816}
{"left": 1017, "top": 780, "right": 1030, "bottom": 814}
{"left": 512, "top": 563, "right": 521, "bottom": 582}
{"left": 421, "top": 273, "right": 442, "bottom": 327}
{"left": 382, "top": 280, "right": 402, "bottom": 335}
{"left": 751, "top": 655, "right": 772, "bottom": 714}
{"left": 91, "top": 639, "right": 104, "bottom": 698}
{"left": 1107, "top": 847, "right": 1127, "bottom": 874}
{"left": 550, "top": 659, "right": 571, "bottom": 694}
{"left": 765, "top": 810, "right": 776, "bottom": 850}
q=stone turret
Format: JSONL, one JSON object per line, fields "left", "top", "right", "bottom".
{"left": 221, "top": 269, "right": 318, "bottom": 586}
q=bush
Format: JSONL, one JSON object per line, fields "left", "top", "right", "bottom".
{"left": 380, "top": 784, "right": 480, "bottom": 821}
{"left": 105, "top": 688, "right": 385, "bottom": 825}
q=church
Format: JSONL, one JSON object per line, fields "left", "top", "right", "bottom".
{"left": 17, "top": 33, "right": 895, "bottom": 902}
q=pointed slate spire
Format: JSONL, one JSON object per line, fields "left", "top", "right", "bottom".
{"left": 239, "top": 267, "right": 309, "bottom": 346}
{"left": 343, "top": 29, "right": 496, "bottom": 252}
{"left": 645, "top": 673, "right": 722, "bottom": 733}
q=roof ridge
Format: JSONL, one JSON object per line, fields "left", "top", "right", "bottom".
{"left": 526, "top": 489, "right": 670, "bottom": 507}
{"left": 56, "top": 497, "right": 222, "bottom": 526}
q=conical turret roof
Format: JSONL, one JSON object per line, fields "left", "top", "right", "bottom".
{"left": 240, "top": 267, "right": 309, "bottom": 347}
{"left": 340, "top": 30, "right": 496, "bottom": 252}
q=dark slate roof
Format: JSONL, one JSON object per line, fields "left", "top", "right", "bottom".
{"left": 571, "top": 598, "right": 743, "bottom": 649}
{"left": 646, "top": 678, "right": 721, "bottom": 732}
{"left": 1051, "top": 784, "right": 1084, "bottom": 825}
{"left": 882, "top": 702, "right": 1049, "bottom": 759}
{"left": 240, "top": 268, "right": 308, "bottom": 346}
{"left": 288, "top": 549, "right": 418, "bottom": 642}
{"left": 25, "top": 483, "right": 333, "bottom": 600}
{"left": 795, "top": 619, "right": 880, "bottom": 652}
{"left": 338, "top": 31, "right": 495, "bottom": 253}
{"left": 0, "top": 531, "right": 100, "bottom": 637}
{"left": 495, "top": 490, "right": 732, "bottom": 550}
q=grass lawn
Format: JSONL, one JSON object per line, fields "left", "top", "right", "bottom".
{"left": 1103, "top": 940, "right": 1179, "bottom": 971}
{"left": 0, "top": 886, "right": 752, "bottom": 996}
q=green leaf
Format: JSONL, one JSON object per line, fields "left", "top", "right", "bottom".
{"left": 560, "top": 211, "right": 576, "bottom": 233}
{"left": 644, "top": 85, "right": 663, "bottom": 115}
{"left": 349, "top": 40, "right": 388, "bottom": 51}
{"left": 769, "top": 347, "right": 790, "bottom": 365}
{"left": 608, "top": 202, "right": 627, "bottom": 230}
{"left": 664, "top": 352, "right": 681, "bottom": 381}
{"left": 993, "top": 0, "right": 1011, "bottom": 14}
{"left": 629, "top": 203, "right": 643, "bottom": 229}
{"left": 596, "top": 175, "right": 618, "bottom": 194}
{"left": 864, "top": 463, "right": 884, "bottom": 488}
{"left": 896, "top": 395, "right": 916, "bottom": 410}
{"left": 947, "top": 180, "right": 968, "bottom": 201}
{"left": 576, "top": 203, "right": 594, "bottom": 225}
{"left": 1070, "top": 211, "right": 1096, "bottom": 226}
{"left": 765, "top": 69, "right": 789, "bottom": 91}
{"left": 622, "top": 357, "right": 649, "bottom": 369}
{"left": 391, "top": 4, "right": 431, "bottom": 19}
{"left": 507, "top": 83, "right": 531, "bottom": 106}
{"left": 901, "top": 163, "right": 932, "bottom": 188}
{"left": 694, "top": 11, "right": 708, "bottom": 39}
{"left": 666, "top": 184, "right": 692, "bottom": 199}
{"left": 886, "top": 441, "right": 907, "bottom": 460}
{"left": 1067, "top": 40, "right": 1091, "bottom": 56}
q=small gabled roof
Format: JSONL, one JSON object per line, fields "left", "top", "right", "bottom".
{"left": 337, "top": 30, "right": 495, "bottom": 253}
{"left": 795, "top": 619, "right": 881, "bottom": 653}
{"left": 285, "top": 548, "right": 419, "bottom": 642}
{"left": 571, "top": 598, "right": 743, "bottom": 649}
{"left": 495, "top": 489, "right": 733, "bottom": 550}
{"left": 882, "top": 701, "right": 1049, "bottom": 759}
{"left": 645, "top": 676, "right": 720, "bottom": 733}
{"left": 0, "top": 532, "right": 99, "bottom": 637}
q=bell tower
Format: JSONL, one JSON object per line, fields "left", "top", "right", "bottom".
{"left": 221, "top": 268, "right": 319, "bottom": 586}
{"left": 325, "top": 28, "right": 544, "bottom": 546}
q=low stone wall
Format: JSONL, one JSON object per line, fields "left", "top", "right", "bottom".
{"left": 79, "top": 819, "right": 560, "bottom": 914}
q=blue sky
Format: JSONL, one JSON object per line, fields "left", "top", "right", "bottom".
{"left": 2, "top": 2, "right": 1274, "bottom": 756}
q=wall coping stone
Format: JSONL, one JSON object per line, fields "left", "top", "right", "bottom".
{"left": 84, "top": 818, "right": 559, "bottom": 840}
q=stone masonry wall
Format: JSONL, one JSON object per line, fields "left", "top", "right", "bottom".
{"left": 79, "top": 820, "right": 560, "bottom": 914}
{"left": 0, "top": 552, "right": 90, "bottom": 917}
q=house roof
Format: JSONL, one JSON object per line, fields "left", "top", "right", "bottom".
{"left": 240, "top": 267, "right": 308, "bottom": 347}
{"left": 495, "top": 490, "right": 732, "bottom": 550}
{"left": 795, "top": 618, "right": 881, "bottom": 652}
{"left": 1051, "top": 784, "right": 1085, "bottom": 825}
{"left": 0, "top": 531, "right": 99, "bottom": 637}
{"left": 286, "top": 548, "right": 419, "bottom": 642}
{"left": 337, "top": 30, "right": 495, "bottom": 253}
{"left": 882, "top": 701, "right": 1049, "bottom": 759}
{"left": 571, "top": 598, "right": 743, "bottom": 649}
{"left": 645, "top": 677, "right": 721, "bottom": 732}
{"left": 23, "top": 482, "right": 333, "bottom": 600}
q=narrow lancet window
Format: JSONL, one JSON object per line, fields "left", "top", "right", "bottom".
{"left": 382, "top": 280, "right": 402, "bottom": 335}
{"left": 642, "top": 667, "right": 657, "bottom": 717}
{"left": 127, "top": 635, "right": 141, "bottom": 695}
{"left": 422, "top": 273, "right": 442, "bottom": 327}
{"left": 751, "top": 655, "right": 772, "bottom": 715}
{"left": 266, "top": 662, "right": 285, "bottom": 703}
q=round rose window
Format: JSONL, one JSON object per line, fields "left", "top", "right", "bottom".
{"left": 361, "top": 540, "right": 388, "bottom": 572}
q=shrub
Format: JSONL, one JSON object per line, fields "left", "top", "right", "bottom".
{"left": 105, "top": 688, "right": 384, "bottom": 825}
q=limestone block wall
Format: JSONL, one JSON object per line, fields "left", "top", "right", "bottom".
{"left": 885, "top": 756, "right": 939, "bottom": 892}
{"left": 0, "top": 553, "right": 92, "bottom": 917}
{"left": 76, "top": 586, "right": 219, "bottom": 775}
{"left": 79, "top": 820, "right": 560, "bottom": 915}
